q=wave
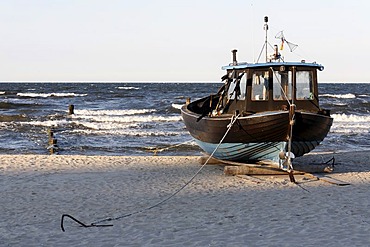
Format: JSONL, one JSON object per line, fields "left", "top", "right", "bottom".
{"left": 17, "top": 92, "right": 87, "bottom": 98}
{"left": 0, "top": 91, "right": 5, "bottom": 95}
{"left": 17, "top": 119, "right": 181, "bottom": 137}
{"left": 72, "top": 121, "right": 139, "bottom": 130}
{"left": 331, "top": 113, "right": 370, "bottom": 134}
{"left": 73, "top": 109, "right": 156, "bottom": 116}
{"left": 171, "top": 103, "right": 183, "bottom": 110}
{"left": 69, "top": 129, "right": 180, "bottom": 137}
{"left": 320, "top": 93, "right": 356, "bottom": 99}
{"left": 72, "top": 114, "right": 182, "bottom": 124}
{"left": 333, "top": 103, "right": 347, "bottom": 106}
{"left": 18, "top": 119, "right": 70, "bottom": 128}
{"left": 117, "top": 86, "right": 140, "bottom": 90}
{"left": 0, "top": 101, "right": 34, "bottom": 109}
{"left": 332, "top": 113, "right": 370, "bottom": 122}
{"left": 17, "top": 114, "right": 182, "bottom": 128}
{"left": 71, "top": 108, "right": 183, "bottom": 124}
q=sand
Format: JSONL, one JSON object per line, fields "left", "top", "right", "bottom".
{"left": 1, "top": 152, "right": 370, "bottom": 246}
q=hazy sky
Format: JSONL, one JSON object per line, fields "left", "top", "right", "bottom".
{"left": 0, "top": 0, "right": 369, "bottom": 82}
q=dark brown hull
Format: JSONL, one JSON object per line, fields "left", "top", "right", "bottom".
{"left": 182, "top": 107, "right": 290, "bottom": 143}
{"left": 291, "top": 112, "right": 333, "bottom": 156}
{"left": 181, "top": 104, "right": 333, "bottom": 160}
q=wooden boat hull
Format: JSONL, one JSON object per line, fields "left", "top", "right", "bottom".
{"left": 194, "top": 141, "right": 286, "bottom": 163}
{"left": 181, "top": 105, "right": 333, "bottom": 163}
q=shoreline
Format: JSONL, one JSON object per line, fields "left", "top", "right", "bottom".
{"left": 2, "top": 150, "right": 370, "bottom": 173}
{"left": 1, "top": 153, "right": 370, "bottom": 246}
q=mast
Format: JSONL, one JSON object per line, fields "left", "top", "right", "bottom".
{"left": 264, "top": 16, "right": 268, "bottom": 62}
{"left": 256, "top": 16, "right": 270, "bottom": 63}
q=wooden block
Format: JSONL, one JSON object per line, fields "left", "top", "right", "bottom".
{"left": 224, "top": 165, "right": 305, "bottom": 176}
{"left": 201, "top": 155, "right": 334, "bottom": 174}
{"left": 198, "top": 156, "right": 223, "bottom": 165}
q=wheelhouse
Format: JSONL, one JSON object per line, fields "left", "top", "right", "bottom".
{"left": 219, "top": 62, "right": 325, "bottom": 115}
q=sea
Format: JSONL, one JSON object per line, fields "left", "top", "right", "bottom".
{"left": 0, "top": 82, "right": 369, "bottom": 156}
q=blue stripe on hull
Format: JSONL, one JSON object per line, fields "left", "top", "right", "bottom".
{"left": 195, "top": 140, "right": 286, "bottom": 164}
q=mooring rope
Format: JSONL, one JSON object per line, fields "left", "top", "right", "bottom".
{"left": 60, "top": 114, "right": 240, "bottom": 232}
{"left": 148, "top": 139, "right": 194, "bottom": 155}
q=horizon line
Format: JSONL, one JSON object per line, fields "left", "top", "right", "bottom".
{"left": 0, "top": 81, "right": 370, "bottom": 84}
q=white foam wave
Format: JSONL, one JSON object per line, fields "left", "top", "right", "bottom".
{"left": 331, "top": 114, "right": 370, "bottom": 134}
{"left": 17, "top": 92, "right": 87, "bottom": 97}
{"left": 74, "top": 109, "right": 156, "bottom": 116}
{"left": 74, "top": 114, "right": 182, "bottom": 123}
{"left": 18, "top": 114, "right": 181, "bottom": 128}
{"left": 73, "top": 121, "right": 138, "bottom": 130}
{"left": 171, "top": 103, "right": 183, "bottom": 110}
{"left": 117, "top": 86, "right": 139, "bottom": 90}
{"left": 320, "top": 93, "right": 356, "bottom": 99}
{"left": 72, "top": 108, "right": 180, "bottom": 123}
{"left": 69, "top": 129, "right": 180, "bottom": 137}
{"left": 333, "top": 103, "right": 347, "bottom": 106}
{"left": 19, "top": 119, "right": 70, "bottom": 128}
{"left": 0, "top": 91, "right": 5, "bottom": 95}
{"left": 332, "top": 113, "right": 370, "bottom": 122}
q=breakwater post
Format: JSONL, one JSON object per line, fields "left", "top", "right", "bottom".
{"left": 47, "top": 129, "right": 59, "bottom": 154}
{"left": 68, "top": 104, "right": 75, "bottom": 115}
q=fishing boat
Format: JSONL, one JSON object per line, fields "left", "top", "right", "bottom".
{"left": 181, "top": 17, "right": 333, "bottom": 170}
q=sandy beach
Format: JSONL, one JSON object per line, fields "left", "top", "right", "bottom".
{"left": 1, "top": 152, "right": 370, "bottom": 246}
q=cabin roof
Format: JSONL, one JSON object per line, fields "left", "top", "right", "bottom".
{"left": 222, "top": 61, "right": 324, "bottom": 71}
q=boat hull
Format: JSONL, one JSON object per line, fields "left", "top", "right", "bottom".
{"left": 181, "top": 105, "right": 333, "bottom": 163}
{"left": 195, "top": 140, "right": 286, "bottom": 163}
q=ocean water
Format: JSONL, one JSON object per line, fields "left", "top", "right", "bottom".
{"left": 0, "top": 82, "right": 369, "bottom": 156}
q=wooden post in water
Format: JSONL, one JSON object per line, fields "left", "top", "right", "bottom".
{"left": 48, "top": 128, "right": 58, "bottom": 154}
{"left": 48, "top": 129, "right": 54, "bottom": 140}
{"left": 68, "top": 104, "right": 75, "bottom": 115}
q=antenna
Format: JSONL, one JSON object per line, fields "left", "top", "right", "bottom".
{"left": 264, "top": 16, "right": 268, "bottom": 62}
{"left": 256, "top": 16, "right": 270, "bottom": 63}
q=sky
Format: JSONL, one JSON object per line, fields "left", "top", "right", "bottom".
{"left": 0, "top": 0, "right": 369, "bottom": 82}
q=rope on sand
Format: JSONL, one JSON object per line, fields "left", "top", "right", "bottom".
{"left": 60, "top": 114, "right": 240, "bottom": 232}
{"left": 147, "top": 139, "right": 194, "bottom": 155}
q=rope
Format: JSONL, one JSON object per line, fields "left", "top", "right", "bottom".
{"left": 269, "top": 67, "right": 297, "bottom": 182}
{"left": 148, "top": 140, "right": 194, "bottom": 155}
{"left": 60, "top": 114, "right": 240, "bottom": 232}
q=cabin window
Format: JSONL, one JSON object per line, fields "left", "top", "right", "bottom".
{"left": 296, "top": 71, "right": 314, "bottom": 100}
{"left": 227, "top": 72, "right": 246, "bottom": 100}
{"left": 251, "top": 71, "right": 269, "bottom": 101}
{"left": 273, "top": 70, "right": 292, "bottom": 100}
